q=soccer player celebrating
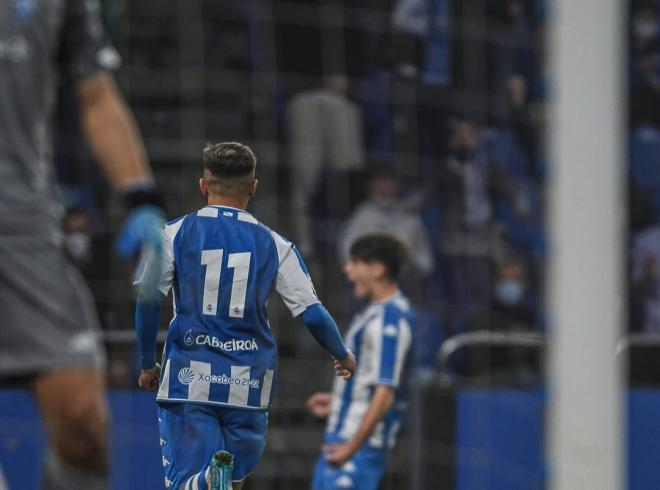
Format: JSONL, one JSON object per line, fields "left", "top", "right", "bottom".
{"left": 306, "top": 233, "right": 414, "bottom": 490}
{"left": 135, "top": 142, "right": 356, "bottom": 490}
{"left": 0, "top": 1, "right": 164, "bottom": 488}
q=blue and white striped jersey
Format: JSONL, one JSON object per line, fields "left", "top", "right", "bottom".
{"left": 142, "top": 205, "right": 320, "bottom": 410}
{"left": 326, "top": 291, "right": 414, "bottom": 449}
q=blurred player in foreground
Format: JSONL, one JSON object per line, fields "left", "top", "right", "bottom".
{"left": 307, "top": 233, "right": 414, "bottom": 490}
{"left": 135, "top": 142, "right": 356, "bottom": 489}
{"left": 0, "top": 0, "right": 164, "bottom": 488}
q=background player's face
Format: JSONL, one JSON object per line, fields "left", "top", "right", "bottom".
{"left": 344, "top": 258, "right": 383, "bottom": 300}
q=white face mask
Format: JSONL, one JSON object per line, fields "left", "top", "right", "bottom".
{"left": 635, "top": 20, "right": 659, "bottom": 40}
{"left": 65, "top": 232, "right": 91, "bottom": 264}
{"left": 495, "top": 279, "right": 525, "bottom": 306}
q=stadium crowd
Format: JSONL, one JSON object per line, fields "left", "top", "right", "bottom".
{"left": 51, "top": 0, "right": 660, "bottom": 386}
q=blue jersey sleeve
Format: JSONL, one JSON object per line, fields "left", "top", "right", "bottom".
{"left": 135, "top": 295, "right": 163, "bottom": 369}
{"left": 301, "top": 304, "right": 349, "bottom": 360}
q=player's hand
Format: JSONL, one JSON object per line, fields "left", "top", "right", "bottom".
{"left": 333, "top": 350, "right": 356, "bottom": 380}
{"left": 116, "top": 205, "right": 165, "bottom": 303}
{"left": 138, "top": 363, "right": 161, "bottom": 391}
{"left": 117, "top": 204, "right": 165, "bottom": 257}
{"left": 306, "top": 392, "right": 333, "bottom": 418}
{"left": 323, "top": 442, "right": 356, "bottom": 467}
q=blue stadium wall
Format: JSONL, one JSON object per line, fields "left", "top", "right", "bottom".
{"left": 1, "top": 389, "right": 659, "bottom": 489}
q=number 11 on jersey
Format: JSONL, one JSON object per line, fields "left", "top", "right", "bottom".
{"left": 201, "top": 249, "right": 252, "bottom": 318}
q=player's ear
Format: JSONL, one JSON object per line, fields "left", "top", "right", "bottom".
{"left": 248, "top": 179, "right": 258, "bottom": 197}
{"left": 372, "top": 261, "right": 387, "bottom": 281}
{"left": 199, "top": 178, "right": 207, "bottom": 197}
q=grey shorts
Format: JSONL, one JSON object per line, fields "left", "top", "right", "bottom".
{"left": 0, "top": 234, "right": 106, "bottom": 378}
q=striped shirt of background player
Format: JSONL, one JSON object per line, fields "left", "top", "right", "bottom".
{"left": 327, "top": 292, "right": 413, "bottom": 449}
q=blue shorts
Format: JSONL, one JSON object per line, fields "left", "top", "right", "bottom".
{"left": 312, "top": 443, "right": 387, "bottom": 490}
{"left": 158, "top": 402, "right": 268, "bottom": 488}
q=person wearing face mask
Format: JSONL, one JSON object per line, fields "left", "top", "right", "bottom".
{"left": 462, "top": 256, "right": 539, "bottom": 384}
{"left": 338, "top": 164, "right": 434, "bottom": 276}
{"left": 426, "top": 118, "right": 507, "bottom": 310}
{"left": 62, "top": 207, "right": 112, "bottom": 331}
{"left": 63, "top": 208, "right": 95, "bottom": 269}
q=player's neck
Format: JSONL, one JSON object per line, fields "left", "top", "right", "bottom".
{"left": 206, "top": 195, "right": 248, "bottom": 210}
{"left": 368, "top": 281, "right": 399, "bottom": 303}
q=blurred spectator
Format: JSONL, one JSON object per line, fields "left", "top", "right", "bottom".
{"left": 631, "top": 1, "right": 660, "bottom": 54}
{"left": 287, "top": 74, "right": 365, "bottom": 256}
{"left": 425, "top": 118, "right": 509, "bottom": 307}
{"left": 489, "top": 0, "right": 535, "bottom": 97}
{"left": 62, "top": 207, "right": 111, "bottom": 328}
{"left": 466, "top": 256, "right": 534, "bottom": 332}
{"left": 392, "top": 0, "right": 428, "bottom": 78}
{"left": 63, "top": 207, "right": 95, "bottom": 270}
{"left": 631, "top": 223, "right": 660, "bottom": 333}
{"left": 505, "top": 74, "right": 538, "bottom": 162}
{"left": 462, "top": 256, "right": 539, "bottom": 384}
{"left": 486, "top": 0, "right": 541, "bottom": 163}
{"left": 391, "top": 0, "right": 453, "bottom": 84}
{"left": 338, "top": 165, "right": 434, "bottom": 276}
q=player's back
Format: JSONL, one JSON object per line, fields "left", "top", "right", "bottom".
{"left": 156, "top": 205, "right": 318, "bottom": 410}
{"left": 170, "top": 205, "right": 278, "bottom": 346}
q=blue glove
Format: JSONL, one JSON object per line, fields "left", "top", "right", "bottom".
{"left": 116, "top": 204, "right": 164, "bottom": 257}
{"left": 117, "top": 204, "right": 165, "bottom": 303}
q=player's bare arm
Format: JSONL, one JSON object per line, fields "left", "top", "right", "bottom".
{"left": 323, "top": 385, "right": 395, "bottom": 466}
{"left": 78, "top": 72, "right": 166, "bottom": 300}
{"left": 306, "top": 392, "right": 333, "bottom": 418}
{"left": 76, "top": 72, "right": 153, "bottom": 189}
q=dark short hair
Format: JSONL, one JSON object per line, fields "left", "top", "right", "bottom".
{"left": 203, "top": 142, "right": 257, "bottom": 178}
{"left": 349, "top": 233, "right": 408, "bottom": 280}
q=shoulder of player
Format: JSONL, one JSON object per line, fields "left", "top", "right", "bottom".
{"left": 214, "top": 212, "right": 288, "bottom": 259}
{"left": 266, "top": 228, "right": 304, "bottom": 263}
{"left": 162, "top": 215, "right": 187, "bottom": 242}
{"left": 187, "top": 207, "right": 269, "bottom": 231}
{"left": 364, "top": 302, "right": 411, "bottom": 335}
{"left": 165, "top": 215, "right": 187, "bottom": 227}
{"left": 381, "top": 303, "right": 407, "bottom": 329}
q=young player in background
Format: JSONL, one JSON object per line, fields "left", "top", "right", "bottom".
{"left": 0, "top": 1, "right": 164, "bottom": 488}
{"left": 306, "top": 233, "right": 414, "bottom": 490}
{"left": 135, "top": 142, "right": 356, "bottom": 490}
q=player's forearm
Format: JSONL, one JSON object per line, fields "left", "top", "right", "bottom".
{"left": 347, "top": 386, "right": 395, "bottom": 453}
{"left": 77, "top": 73, "right": 153, "bottom": 190}
{"left": 135, "top": 296, "right": 162, "bottom": 369}
{"left": 301, "top": 304, "right": 349, "bottom": 360}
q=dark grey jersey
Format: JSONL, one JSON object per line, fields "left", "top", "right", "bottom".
{"left": 0, "top": 0, "right": 119, "bottom": 236}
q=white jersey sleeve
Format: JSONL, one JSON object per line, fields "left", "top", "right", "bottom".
{"left": 271, "top": 230, "right": 320, "bottom": 317}
{"left": 134, "top": 217, "right": 184, "bottom": 295}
